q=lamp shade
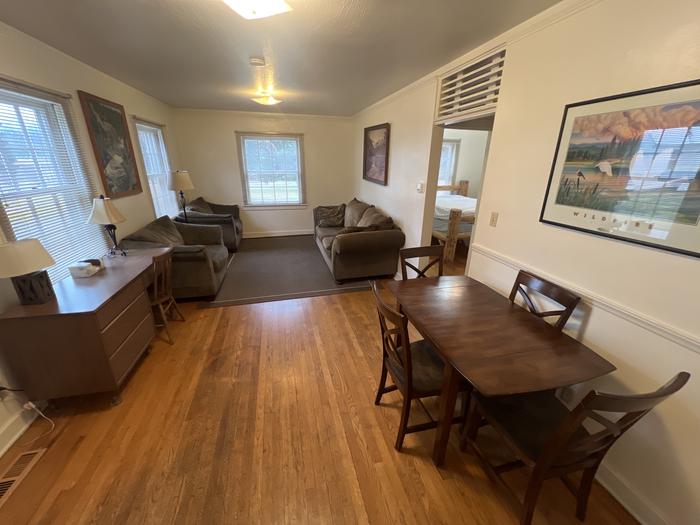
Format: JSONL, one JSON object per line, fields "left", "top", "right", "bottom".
{"left": 0, "top": 239, "right": 55, "bottom": 278}
{"left": 169, "top": 170, "right": 194, "bottom": 192}
{"left": 87, "top": 196, "right": 126, "bottom": 225}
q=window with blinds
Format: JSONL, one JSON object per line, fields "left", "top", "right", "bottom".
{"left": 237, "top": 133, "right": 306, "bottom": 206}
{"left": 435, "top": 48, "right": 506, "bottom": 125}
{"left": 135, "top": 121, "right": 178, "bottom": 217}
{"left": 0, "top": 85, "right": 107, "bottom": 282}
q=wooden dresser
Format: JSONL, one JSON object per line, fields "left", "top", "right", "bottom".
{"left": 0, "top": 248, "right": 170, "bottom": 401}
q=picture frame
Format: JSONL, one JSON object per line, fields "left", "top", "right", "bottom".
{"left": 540, "top": 79, "right": 700, "bottom": 258}
{"left": 78, "top": 91, "right": 142, "bottom": 199}
{"left": 363, "top": 123, "right": 390, "bottom": 186}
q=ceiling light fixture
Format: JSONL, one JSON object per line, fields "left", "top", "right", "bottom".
{"left": 223, "top": 0, "right": 292, "bottom": 20}
{"left": 251, "top": 93, "right": 282, "bottom": 106}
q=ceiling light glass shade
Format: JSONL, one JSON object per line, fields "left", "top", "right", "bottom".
{"left": 251, "top": 94, "right": 283, "bottom": 105}
{"left": 223, "top": 0, "right": 292, "bottom": 20}
{"left": 0, "top": 239, "right": 55, "bottom": 278}
{"left": 87, "top": 196, "right": 126, "bottom": 225}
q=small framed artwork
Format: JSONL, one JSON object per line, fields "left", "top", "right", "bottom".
{"left": 363, "top": 123, "right": 390, "bottom": 185}
{"left": 540, "top": 79, "right": 700, "bottom": 258}
{"left": 78, "top": 91, "right": 142, "bottom": 198}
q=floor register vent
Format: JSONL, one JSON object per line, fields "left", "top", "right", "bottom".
{"left": 0, "top": 448, "right": 46, "bottom": 509}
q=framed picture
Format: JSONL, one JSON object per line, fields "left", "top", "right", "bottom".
{"left": 78, "top": 91, "right": 142, "bottom": 198}
{"left": 540, "top": 79, "right": 700, "bottom": 258}
{"left": 363, "top": 123, "right": 390, "bottom": 185}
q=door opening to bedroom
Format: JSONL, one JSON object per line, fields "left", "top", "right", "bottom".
{"left": 426, "top": 116, "right": 492, "bottom": 276}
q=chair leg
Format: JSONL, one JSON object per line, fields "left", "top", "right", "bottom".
{"left": 576, "top": 465, "right": 598, "bottom": 521}
{"left": 459, "top": 387, "right": 471, "bottom": 432}
{"left": 520, "top": 471, "right": 545, "bottom": 525}
{"left": 374, "top": 360, "right": 388, "bottom": 406}
{"left": 395, "top": 396, "right": 412, "bottom": 452}
{"left": 460, "top": 396, "right": 480, "bottom": 452}
{"left": 171, "top": 299, "right": 185, "bottom": 322}
{"left": 158, "top": 304, "right": 174, "bottom": 345}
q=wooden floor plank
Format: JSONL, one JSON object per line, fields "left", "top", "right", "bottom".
{"left": 0, "top": 290, "right": 636, "bottom": 524}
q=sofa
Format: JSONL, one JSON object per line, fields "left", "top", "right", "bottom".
{"left": 313, "top": 198, "right": 405, "bottom": 282}
{"left": 174, "top": 197, "right": 243, "bottom": 252}
{"left": 120, "top": 216, "right": 229, "bottom": 298}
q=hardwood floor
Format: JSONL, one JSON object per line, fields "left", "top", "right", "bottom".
{"left": 0, "top": 291, "right": 635, "bottom": 524}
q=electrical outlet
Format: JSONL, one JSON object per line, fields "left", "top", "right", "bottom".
{"left": 489, "top": 212, "right": 499, "bottom": 227}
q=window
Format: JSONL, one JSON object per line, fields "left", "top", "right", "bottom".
{"left": 237, "top": 133, "right": 305, "bottom": 206}
{"left": 0, "top": 84, "right": 107, "bottom": 282}
{"left": 135, "top": 121, "right": 178, "bottom": 217}
{"left": 438, "top": 140, "right": 460, "bottom": 186}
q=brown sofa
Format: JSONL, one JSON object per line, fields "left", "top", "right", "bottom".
{"left": 120, "top": 216, "right": 229, "bottom": 298}
{"left": 313, "top": 198, "right": 405, "bottom": 282}
{"left": 174, "top": 197, "right": 243, "bottom": 252}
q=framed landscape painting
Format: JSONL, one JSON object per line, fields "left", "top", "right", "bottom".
{"left": 363, "top": 123, "right": 390, "bottom": 185}
{"left": 540, "top": 79, "right": 700, "bottom": 258}
{"left": 78, "top": 91, "right": 142, "bottom": 198}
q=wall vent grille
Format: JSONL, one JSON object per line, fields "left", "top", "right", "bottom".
{"left": 435, "top": 48, "right": 506, "bottom": 125}
{"left": 0, "top": 449, "right": 46, "bottom": 509}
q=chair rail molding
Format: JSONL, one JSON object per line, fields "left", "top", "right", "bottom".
{"left": 469, "top": 243, "right": 700, "bottom": 355}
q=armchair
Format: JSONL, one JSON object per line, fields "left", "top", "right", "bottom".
{"left": 174, "top": 197, "right": 243, "bottom": 252}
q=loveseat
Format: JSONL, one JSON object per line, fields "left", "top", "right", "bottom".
{"left": 174, "top": 197, "right": 243, "bottom": 252}
{"left": 120, "top": 216, "right": 229, "bottom": 298}
{"left": 313, "top": 198, "right": 405, "bottom": 282}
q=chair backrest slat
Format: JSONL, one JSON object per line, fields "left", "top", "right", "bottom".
{"left": 400, "top": 245, "right": 445, "bottom": 280}
{"left": 151, "top": 252, "right": 173, "bottom": 302}
{"left": 509, "top": 270, "right": 580, "bottom": 331}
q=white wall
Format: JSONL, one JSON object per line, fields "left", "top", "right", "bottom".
{"left": 171, "top": 109, "right": 354, "bottom": 237}
{"left": 443, "top": 128, "right": 489, "bottom": 198}
{"left": 349, "top": 0, "right": 700, "bottom": 523}
{"left": 0, "top": 21, "right": 178, "bottom": 455}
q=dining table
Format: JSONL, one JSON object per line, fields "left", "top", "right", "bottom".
{"left": 384, "top": 275, "right": 616, "bottom": 466}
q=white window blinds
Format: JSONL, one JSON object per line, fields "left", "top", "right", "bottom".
{"left": 0, "top": 84, "right": 107, "bottom": 282}
{"left": 237, "top": 133, "right": 305, "bottom": 206}
{"left": 135, "top": 121, "right": 178, "bottom": 218}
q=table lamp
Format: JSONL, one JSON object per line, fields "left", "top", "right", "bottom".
{"left": 169, "top": 170, "right": 194, "bottom": 222}
{"left": 0, "top": 239, "right": 56, "bottom": 305}
{"left": 87, "top": 195, "right": 127, "bottom": 256}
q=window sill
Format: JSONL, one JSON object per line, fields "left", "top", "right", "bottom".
{"left": 243, "top": 204, "right": 308, "bottom": 211}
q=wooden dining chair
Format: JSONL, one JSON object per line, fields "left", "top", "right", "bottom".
{"left": 149, "top": 251, "right": 185, "bottom": 344}
{"left": 461, "top": 372, "right": 690, "bottom": 525}
{"left": 509, "top": 270, "right": 581, "bottom": 331}
{"left": 371, "top": 280, "right": 466, "bottom": 451}
{"left": 399, "top": 245, "right": 445, "bottom": 280}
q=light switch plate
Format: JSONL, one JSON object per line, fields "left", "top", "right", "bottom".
{"left": 489, "top": 212, "right": 499, "bottom": 227}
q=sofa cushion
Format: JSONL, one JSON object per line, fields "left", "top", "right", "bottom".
{"left": 344, "top": 198, "right": 371, "bottom": 227}
{"left": 315, "top": 225, "right": 343, "bottom": 240}
{"left": 316, "top": 204, "right": 346, "bottom": 227}
{"left": 125, "top": 216, "right": 184, "bottom": 246}
{"left": 204, "top": 245, "right": 229, "bottom": 272}
{"left": 357, "top": 207, "right": 393, "bottom": 228}
{"left": 187, "top": 197, "right": 214, "bottom": 214}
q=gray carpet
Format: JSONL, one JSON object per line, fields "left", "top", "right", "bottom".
{"left": 209, "top": 235, "right": 370, "bottom": 307}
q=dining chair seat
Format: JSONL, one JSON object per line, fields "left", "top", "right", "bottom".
{"left": 386, "top": 340, "right": 445, "bottom": 397}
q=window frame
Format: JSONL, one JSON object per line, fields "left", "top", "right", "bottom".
{"left": 133, "top": 118, "right": 179, "bottom": 218}
{"left": 236, "top": 131, "right": 307, "bottom": 208}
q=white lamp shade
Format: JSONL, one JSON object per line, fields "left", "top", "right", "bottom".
{"left": 0, "top": 239, "right": 55, "bottom": 278}
{"left": 169, "top": 170, "right": 194, "bottom": 192}
{"left": 87, "top": 196, "right": 126, "bottom": 225}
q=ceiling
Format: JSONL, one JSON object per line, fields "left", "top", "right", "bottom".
{"left": 0, "top": 0, "right": 559, "bottom": 115}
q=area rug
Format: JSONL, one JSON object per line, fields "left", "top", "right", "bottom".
{"left": 209, "top": 235, "right": 370, "bottom": 307}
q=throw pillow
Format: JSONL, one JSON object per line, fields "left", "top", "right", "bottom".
{"left": 357, "top": 206, "right": 393, "bottom": 228}
{"left": 186, "top": 197, "right": 214, "bottom": 214}
{"left": 344, "top": 198, "right": 371, "bottom": 227}
{"left": 127, "top": 216, "right": 184, "bottom": 246}
{"left": 316, "top": 204, "right": 346, "bottom": 227}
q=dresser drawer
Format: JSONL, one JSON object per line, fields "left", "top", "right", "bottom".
{"left": 96, "top": 279, "right": 143, "bottom": 329}
{"left": 109, "top": 314, "right": 155, "bottom": 384}
{"left": 101, "top": 291, "right": 151, "bottom": 357}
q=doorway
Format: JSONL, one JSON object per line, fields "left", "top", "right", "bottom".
{"left": 425, "top": 116, "right": 493, "bottom": 276}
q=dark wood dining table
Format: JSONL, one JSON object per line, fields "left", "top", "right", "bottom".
{"left": 384, "top": 276, "right": 616, "bottom": 466}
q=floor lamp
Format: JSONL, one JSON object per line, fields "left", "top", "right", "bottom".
{"left": 170, "top": 170, "right": 194, "bottom": 222}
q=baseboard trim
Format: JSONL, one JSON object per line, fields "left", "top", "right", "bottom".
{"left": 469, "top": 243, "right": 700, "bottom": 355}
{"left": 597, "top": 463, "right": 669, "bottom": 525}
{"left": 0, "top": 404, "right": 36, "bottom": 458}
{"left": 243, "top": 229, "right": 314, "bottom": 239}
